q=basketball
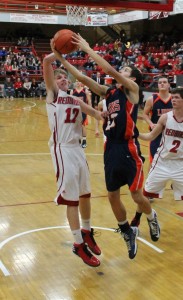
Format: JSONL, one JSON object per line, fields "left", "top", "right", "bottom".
{"left": 53, "top": 29, "right": 77, "bottom": 54}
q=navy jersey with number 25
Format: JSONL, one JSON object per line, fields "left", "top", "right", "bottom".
{"left": 103, "top": 87, "right": 144, "bottom": 192}
{"left": 104, "top": 87, "right": 139, "bottom": 142}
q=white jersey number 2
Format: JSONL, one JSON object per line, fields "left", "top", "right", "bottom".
{"left": 169, "top": 140, "right": 181, "bottom": 153}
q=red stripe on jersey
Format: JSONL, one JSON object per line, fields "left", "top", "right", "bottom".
{"left": 57, "top": 145, "right": 64, "bottom": 192}
{"left": 54, "top": 112, "right": 58, "bottom": 143}
{"left": 53, "top": 129, "right": 59, "bottom": 181}
{"left": 149, "top": 141, "right": 153, "bottom": 163}
{"left": 128, "top": 140, "right": 144, "bottom": 191}
{"left": 153, "top": 93, "right": 161, "bottom": 105}
{"left": 124, "top": 102, "right": 134, "bottom": 139}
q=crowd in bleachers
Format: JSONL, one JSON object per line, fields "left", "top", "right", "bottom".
{"left": 0, "top": 36, "right": 47, "bottom": 99}
{"left": 65, "top": 35, "right": 183, "bottom": 87}
{"left": 0, "top": 32, "right": 183, "bottom": 99}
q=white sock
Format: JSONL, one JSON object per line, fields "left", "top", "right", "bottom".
{"left": 146, "top": 209, "right": 155, "bottom": 221}
{"left": 118, "top": 220, "right": 128, "bottom": 225}
{"left": 72, "top": 229, "right": 83, "bottom": 244}
{"left": 81, "top": 219, "right": 91, "bottom": 231}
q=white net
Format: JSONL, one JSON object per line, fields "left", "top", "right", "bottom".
{"left": 66, "top": 6, "right": 88, "bottom": 26}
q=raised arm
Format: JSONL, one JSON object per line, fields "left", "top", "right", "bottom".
{"left": 50, "top": 39, "right": 108, "bottom": 98}
{"left": 43, "top": 52, "right": 58, "bottom": 96}
{"left": 72, "top": 34, "right": 138, "bottom": 94}
{"left": 142, "top": 96, "right": 155, "bottom": 129}
{"left": 139, "top": 113, "right": 167, "bottom": 141}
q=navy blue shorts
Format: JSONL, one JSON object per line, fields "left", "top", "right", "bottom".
{"left": 104, "top": 140, "right": 144, "bottom": 192}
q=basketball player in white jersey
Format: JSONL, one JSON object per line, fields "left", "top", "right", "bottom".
{"left": 43, "top": 53, "right": 107, "bottom": 267}
{"left": 139, "top": 87, "right": 183, "bottom": 201}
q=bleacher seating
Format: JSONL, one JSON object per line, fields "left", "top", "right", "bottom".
{"left": 0, "top": 36, "right": 182, "bottom": 89}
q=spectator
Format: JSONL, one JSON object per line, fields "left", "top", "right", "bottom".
{"left": 93, "top": 43, "right": 100, "bottom": 52}
{"left": 13, "top": 46, "right": 20, "bottom": 55}
{"left": 11, "top": 61, "right": 19, "bottom": 76}
{"left": 22, "top": 78, "right": 31, "bottom": 98}
{"left": 30, "top": 78, "right": 40, "bottom": 97}
{"left": 0, "top": 47, "right": 7, "bottom": 62}
{"left": 20, "top": 62, "right": 29, "bottom": 79}
{"left": 39, "top": 80, "right": 47, "bottom": 99}
{"left": 4, "top": 77, "right": 15, "bottom": 100}
{"left": 27, "top": 57, "right": 36, "bottom": 73}
{"left": 17, "top": 37, "right": 23, "bottom": 46}
{"left": 14, "top": 77, "right": 23, "bottom": 98}
{"left": 4, "top": 61, "right": 13, "bottom": 76}
{"left": 176, "top": 44, "right": 183, "bottom": 57}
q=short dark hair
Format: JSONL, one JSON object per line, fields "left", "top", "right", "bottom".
{"left": 158, "top": 75, "right": 169, "bottom": 82}
{"left": 130, "top": 66, "right": 142, "bottom": 86}
{"left": 171, "top": 87, "right": 183, "bottom": 99}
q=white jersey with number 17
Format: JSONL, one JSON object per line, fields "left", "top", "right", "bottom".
{"left": 53, "top": 90, "right": 82, "bottom": 145}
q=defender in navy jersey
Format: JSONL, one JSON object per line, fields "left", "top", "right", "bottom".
{"left": 51, "top": 35, "right": 160, "bottom": 260}
{"left": 71, "top": 79, "right": 91, "bottom": 148}
{"left": 143, "top": 76, "right": 172, "bottom": 163}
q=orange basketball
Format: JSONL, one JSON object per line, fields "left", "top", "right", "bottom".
{"left": 53, "top": 29, "right": 77, "bottom": 54}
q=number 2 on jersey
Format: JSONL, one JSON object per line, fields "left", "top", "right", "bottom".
{"left": 169, "top": 140, "right": 181, "bottom": 153}
{"left": 65, "top": 107, "right": 79, "bottom": 123}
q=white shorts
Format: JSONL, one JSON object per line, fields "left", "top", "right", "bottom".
{"left": 144, "top": 156, "right": 183, "bottom": 201}
{"left": 50, "top": 143, "right": 91, "bottom": 205}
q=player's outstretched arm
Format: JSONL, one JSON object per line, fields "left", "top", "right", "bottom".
{"left": 139, "top": 114, "right": 167, "bottom": 141}
{"left": 50, "top": 39, "right": 108, "bottom": 98}
{"left": 142, "top": 96, "right": 156, "bottom": 129}
{"left": 76, "top": 96, "right": 108, "bottom": 121}
{"left": 72, "top": 34, "right": 138, "bottom": 94}
{"left": 43, "top": 53, "right": 58, "bottom": 96}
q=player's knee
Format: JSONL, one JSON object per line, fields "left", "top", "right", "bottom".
{"left": 131, "top": 189, "right": 144, "bottom": 204}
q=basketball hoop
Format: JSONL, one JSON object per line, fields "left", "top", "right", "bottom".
{"left": 66, "top": 6, "right": 88, "bottom": 26}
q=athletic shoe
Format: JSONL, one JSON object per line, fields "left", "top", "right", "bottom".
{"left": 81, "top": 139, "right": 87, "bottom": 148}
{"left": 121, "top": 227, "right": 138, "bottom": 259}
{"left": 130, "top": 217, "right": 140, "bottom": 227}
{"left": 72, "top": 242, "right": 100, "bottom": 267}
{"left": 81, "top": 228, "right": 101, "bottom": 255}
{"left": 147, "top": 209, "right": 160, "bottom": 242}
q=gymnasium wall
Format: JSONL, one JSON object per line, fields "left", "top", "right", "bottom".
{"left": 0, "top": 13, "right": 182, "bottom": 44}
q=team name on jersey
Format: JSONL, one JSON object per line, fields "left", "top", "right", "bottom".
{"left": 165, "top": 128, "right": 183, "bottom": 138}
{"left": 157, "top": 108, "right": 172, "bottom": 116}
{"left": 57, "top": 96, "right": 79, "bottom": 105}
{"left": 108, "top": 100, "right": 120, "bottom": 114}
